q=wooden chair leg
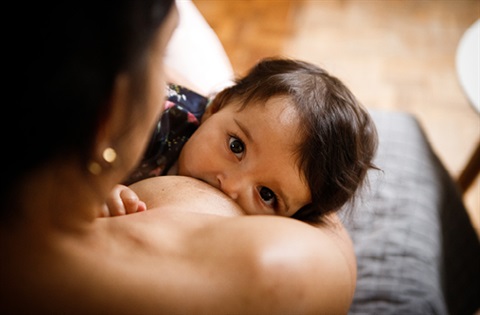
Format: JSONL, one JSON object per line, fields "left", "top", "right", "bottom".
{"left": 458, "top": 140, "right": 480, "bottom": 193}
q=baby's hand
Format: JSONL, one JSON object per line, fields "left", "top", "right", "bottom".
{"left": 101, "top": 184, "right": 147, "bottom": 217}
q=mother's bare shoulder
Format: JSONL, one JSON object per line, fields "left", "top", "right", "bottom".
{"left": 122, "top": 176, "right": 356, "bottom": 313}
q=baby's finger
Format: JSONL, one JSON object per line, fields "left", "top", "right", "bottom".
{"left": 120, "top": 188, "right": 144, "bottom": 214}
{"left": 105, "top": 185, "right": 127, "bottom": 216}
{"left": 100, "top": 204, "right": 111, "bottom": 217}
{"left": 137, "top": 200, "right": 147, "bottom": 213}
{"left": 105, "top": 193, "right": 127, "bottom": 216}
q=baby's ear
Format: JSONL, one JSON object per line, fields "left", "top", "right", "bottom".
{"left": 201, "top": 101, "right": 220, "bottom": 123}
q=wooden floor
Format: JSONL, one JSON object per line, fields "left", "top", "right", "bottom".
{"left": 192, "top": 0, "right": 480, "bottom": 237}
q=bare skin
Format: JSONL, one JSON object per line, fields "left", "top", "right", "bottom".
{"left": 128, "top": 175, "right": 357, "bottom": 314}
{"left": 1, "top": 176, "right": 356, "bottom": 314}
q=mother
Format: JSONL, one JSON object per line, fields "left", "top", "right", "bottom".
{"left": 1, "top": 1, "right": 356, "bottom": 313}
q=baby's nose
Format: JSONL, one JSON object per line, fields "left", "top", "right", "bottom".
{"left": 216, "top": 174, "right": 239, "bottom": 200}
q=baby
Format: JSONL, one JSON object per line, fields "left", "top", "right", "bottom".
{"left": 105, "top": 57, "right": 378, "bottom": 224}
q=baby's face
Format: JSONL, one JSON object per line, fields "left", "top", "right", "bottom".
{"left": 177, "top": 96, "right": 311, "bottom": 217}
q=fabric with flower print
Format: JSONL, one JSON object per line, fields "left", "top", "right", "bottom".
{"left": 124, "top": 84, "right": 209, "bottom": 185}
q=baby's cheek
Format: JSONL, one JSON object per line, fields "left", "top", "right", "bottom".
{"left": 177, "top": 141, "right": 204, "bottom": 177}
{"left": 176, "top": 149, "right": 191, "bottom": 177}
{"left": 285, "top": 206, "right": 305, "bottom": 218}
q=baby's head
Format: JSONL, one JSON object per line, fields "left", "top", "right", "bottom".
{"left": 178, "top": 57, "right": 378, "bottom": 224}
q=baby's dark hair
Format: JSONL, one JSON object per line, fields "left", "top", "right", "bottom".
{"left": 209, "top": 57, "right": 378, "bottom": 224}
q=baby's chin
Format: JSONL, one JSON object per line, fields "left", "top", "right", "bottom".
{"left": 175, "top": 154, "right": 192, "bottom": 177}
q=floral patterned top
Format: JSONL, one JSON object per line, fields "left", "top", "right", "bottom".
{"left": 124, "top": 84, "right": 209, "bottom": 185}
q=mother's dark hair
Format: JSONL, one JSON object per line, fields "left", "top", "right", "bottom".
{"left": 210, "top": 57, "right": 379, "bottom": 224}
{"left": 2, "top": 0, "right": 175, "bottom": 219}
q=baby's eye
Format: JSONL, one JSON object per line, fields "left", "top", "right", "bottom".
{"left": 258, "top": 186, "right": 277, "bottom": 207}
{"left": 229, "top": 136, "right": 245, "bottom": 159}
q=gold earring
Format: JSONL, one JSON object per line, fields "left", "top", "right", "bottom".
{"left": 87, "top": 147, "right": 117, "bottom": 175}
{"left": 102, "top": 147, "right": 117, "bottom": 164}
{"left": 87, "top": 161, "right": 102, "bottom": 175}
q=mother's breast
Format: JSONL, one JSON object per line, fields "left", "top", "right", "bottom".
{"left": 129, "top": 175, "right": 245, "bottom": 217}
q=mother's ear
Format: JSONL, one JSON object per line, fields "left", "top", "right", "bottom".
{"left": 89, "top": 73, "right": 133, "bottom": 173}
{"left": 95, "top": 74, "right": 131, "bottom": 147}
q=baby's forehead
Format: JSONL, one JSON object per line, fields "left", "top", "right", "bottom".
{"left": 230, "top": 94, "right": 297, "bottom": 113}
{"left": 275, "top": 102, "right": 299, "bottom": 126}
{"left": 238, "top": 97, "right": 300, "bottom": 128}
